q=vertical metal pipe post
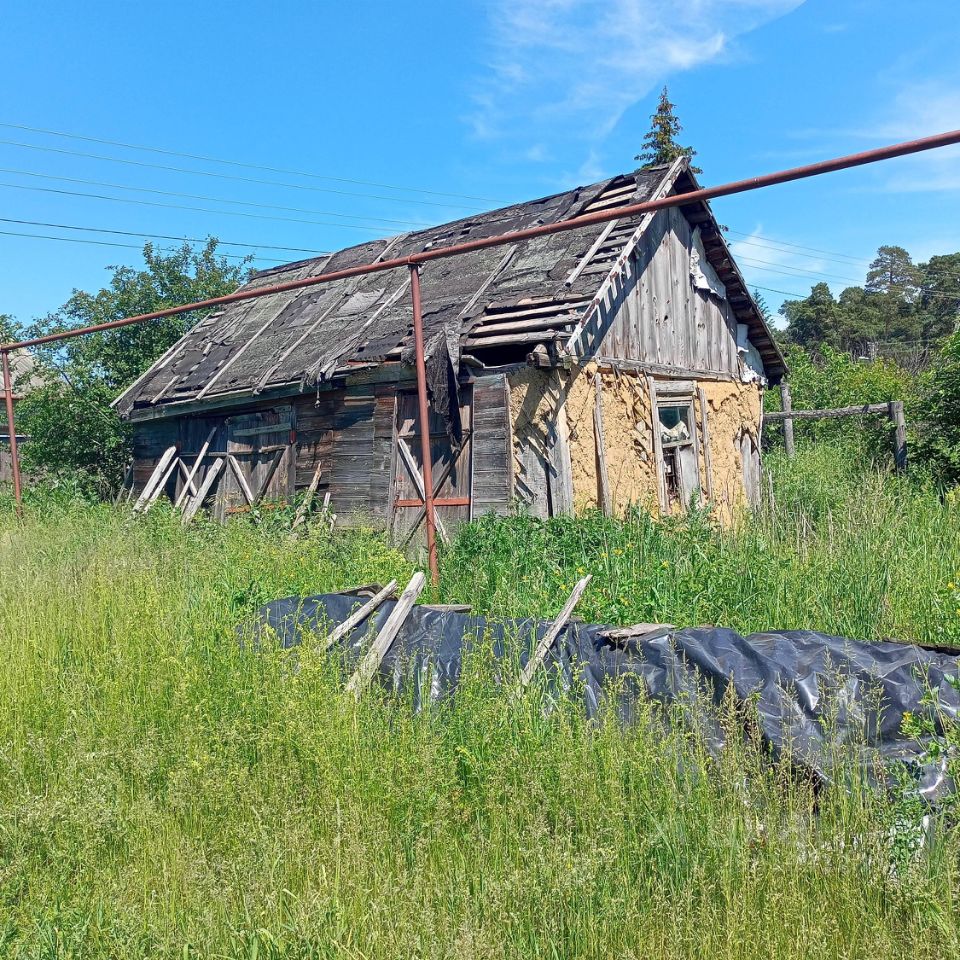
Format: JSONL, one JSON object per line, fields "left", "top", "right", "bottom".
{"left": 408, "top": 265, "right": 440, "bottom": 586}
{"left": 1, "top": 349, "right": 24, "bottom": 511}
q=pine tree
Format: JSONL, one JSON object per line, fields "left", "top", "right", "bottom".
{"left": 635, "top": 86, "right": 701, "bottom": 174}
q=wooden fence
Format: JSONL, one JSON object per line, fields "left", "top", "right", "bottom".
{"left": 763, "top": 383, "right": 907, "bottom": 471}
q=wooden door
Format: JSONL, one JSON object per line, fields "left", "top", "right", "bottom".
{"left": 390, "top": 388, "right": 473, "bottom": 546}
{"left": 220, "top": 405, "right": 295, "bottom": 515}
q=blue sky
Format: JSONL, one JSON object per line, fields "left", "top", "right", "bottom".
{"left": 1, "top": 0, "right": 958, "bottom": 328}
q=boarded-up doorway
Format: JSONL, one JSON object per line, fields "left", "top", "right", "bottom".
{"left": 219, "top": 406, "right": 295, "bottom": 516}
{"left": 390, "top": 388, "right": 473, "bottom": 546}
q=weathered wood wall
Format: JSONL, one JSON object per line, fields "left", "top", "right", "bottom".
{"left": 587, "top": 206, "right": 741, "bottom": 375}
{"left": 129, "top": 368, "right": 517, "bottom": 526}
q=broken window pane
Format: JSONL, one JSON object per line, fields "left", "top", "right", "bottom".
{"left": 658, "top": 404, "right": 693, "bottom": 445}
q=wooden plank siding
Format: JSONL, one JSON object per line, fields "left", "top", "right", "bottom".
{"left": 470, "top": 372, "right": 513, "bottom": 517}
{"left": 128, "top": 368, "right": 518, "bottom": 528}
{"left": 593, "top": 206, "right": 740, "bottom": 377}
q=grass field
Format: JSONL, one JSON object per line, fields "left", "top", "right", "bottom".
{"left": 1, "top": 443, "right": 959, "bottom": 958}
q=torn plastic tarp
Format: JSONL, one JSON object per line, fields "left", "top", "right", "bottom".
{"left": 249, "top": 593, "right": 960, "bottom": 803}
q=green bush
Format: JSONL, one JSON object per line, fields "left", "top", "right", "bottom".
{"left": 765, "top": 345, "right": 915, "bottom": 463}
{"left": 913, "top": 330, "right": 960, "bottom": 485}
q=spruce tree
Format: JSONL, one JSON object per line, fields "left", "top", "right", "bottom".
{"left": 636, "top": 86, "right": 701, "bottom": 174}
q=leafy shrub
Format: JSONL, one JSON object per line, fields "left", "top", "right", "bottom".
{"left": 765, "top": 345, "right": 915, "bottom": 463}
{"left": 912, "top": 330, "right": 960, "bottom": 485}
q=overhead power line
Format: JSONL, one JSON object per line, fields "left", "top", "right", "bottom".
{"left": 738, "top": 257, "right": 960, "bottom": 302}
{"left": 725, "top": 228, "right": 871, "bottom": 265}
{"left": 0, "top": 179, "right": 398, "bottom": 234}
{"left": 0, "top": 120, "right": 504, "bottom": 204}
{"left": 0, "top": 227, "right": 287, "bottom": 262}
{"left": 0, "top": 217, "right": 328, "bottom": 255}
{"left": 0, "top": 165, "right": 431, "bottom": 229}
{"left": 0, "top": 138, "right": 488, "bottom": 212}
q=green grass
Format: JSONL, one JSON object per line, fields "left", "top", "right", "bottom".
{"left": 1, "top": 443, "right": 959, "bottom": 958}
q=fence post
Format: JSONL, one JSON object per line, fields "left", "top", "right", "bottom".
{"left": 780, "top": 382, "right": 795, "bottom": 458}
{"left": 889, "top": 400, "right": 907, "bottom": 472}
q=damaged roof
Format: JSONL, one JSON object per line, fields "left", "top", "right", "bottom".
{"left": 116, "top": 162, "right": 785, "bottom": 417}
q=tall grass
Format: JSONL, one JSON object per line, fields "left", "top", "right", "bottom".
{"left": 0, "top": 444, "right": 958, "bottom": 958}
{"left": 442, "top": 445, "right": 960, "bottom": 647}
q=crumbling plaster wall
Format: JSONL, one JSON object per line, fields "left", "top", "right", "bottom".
{"left": 507, "top": 364, "right": 763, "bottom": 524}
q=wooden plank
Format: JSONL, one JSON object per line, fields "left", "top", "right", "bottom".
{"left": 182, "top": 456, "right": 226, "bottom": 524}
{"left": 320, "top": 579, "right": 398, "bottom": 652}
{"left": 132, "top": 445, "right": 177, "bottom": 512}
{"left": 227, "top": 454, "right": 256, "bottom": 505}
{"left": 762, "top": 403, "right": 891, "bottom": 422}
{"left": 593, "top": 372, "right": 612, "bottom": 517}
{"left": 600, "top": 622, "right": 675, "bottom": 642}
{"left": 646, "top": 376, "right": 668, "bottom": 514}
{"left": 230, "top": 420, "right": 293, "bottom": 438}
{"left": 697, "top": 386, "right": 715, "bottom": 503}
{"left": 564, "top": 219, "right": 620, "bottom": 288}
{"left": 565, "top": 159, "right": 685, "bottom": 360}
{"left": 345, "top": 571, "right": 426, "bottom": 699}
{"left": 142, "top": 455, "right": 181, "bottom": 512}
{"left": 291, "top": 462, "right": 323, "bottom": 529}
{"left": 546, "top": 379, "right": 574, "bottom": 516}
{"left": 890, "top": 400, "right": 908, "bottom": 472}
{"left": 174, "top": 424, "right": 218, "bottom": 509}
{"left": 397, "top": 436, "right": 449, "bottom": 543}
{"left": 518, "top": 576, "right": 591, "bottom": 689}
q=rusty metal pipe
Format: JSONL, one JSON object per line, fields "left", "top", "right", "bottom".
{"left": 1, "top": 349, "right": 24, "bottom": 511}
{"left": 2, "top": 128, "right": 959, "bottom": 512}
{"left": 408, "top": 265, "right": 440, "bottom": 586}
{"left": 3, "top": 127, "right": 959, "bottom": 355}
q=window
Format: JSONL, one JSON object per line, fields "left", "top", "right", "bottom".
{"left": 655, "top": 392, "right": 701, "bottom": 509}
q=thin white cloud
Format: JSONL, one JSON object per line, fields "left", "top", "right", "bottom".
{"left": 783, "top": 79, "right": 960, "bottom": 193}
{"left": 470, "top": 0, "right": 805, "bottom": 151}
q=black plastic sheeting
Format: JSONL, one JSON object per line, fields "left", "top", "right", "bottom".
{"left": 250, "top": 593, "right": 960, "bottom": 803}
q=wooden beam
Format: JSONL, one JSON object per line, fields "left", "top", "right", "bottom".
{"left": 518, "top": 576, "right": 591, "bottom": 689}
{"left": 141, "top": 454, "right": 181, "bottom": 513}
{"left": 345, "top": 571, "right": 426, "bottom": 699}
{"left": 182, "top": 456, "right": 226, "bottom": 524}
{"left": 763, "top": 403, "right": 891, "bottom": 422}
{"left": 397, "top": 437, "right": 449, "bottom": 543}
{"left": 779, "top": 382, "right": 796, "bottom": 458}
{"left": 697, "top": 386, "right": 715, "bottom": 503}
{"left": 227, "top": 454, "right": 256, "bottom": 505}
{"left": 600, "top": 622, "right": 675, "bottom": 642}
{"left": 595, "top": 357, "right": 735, "bottom": 383}
{"left": 593, "top": 372, "right": 612, "bottom": 517}
{"left": 890, "top": 400, "right": 908, "bottom": 472}
{"left": 320, "top": 579, "right": 398, "bottom": 652}
{"left": 646, "top": 376, "right": 668, "bottom": 514}
{"left": 564, "top": 218, "right": 620, "bottom": 288}
{"left": 174, "top": 424, "right": 218, "bottom": 509}
{"left": 132, "top": 445, "right": 177, "bottom": 513}
{"left": 291, "top": 462, "right": 323, "bottom": 530}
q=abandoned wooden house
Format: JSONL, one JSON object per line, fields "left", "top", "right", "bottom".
{"left": 116, "top": 158, "right": 786, "bottom": 537}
